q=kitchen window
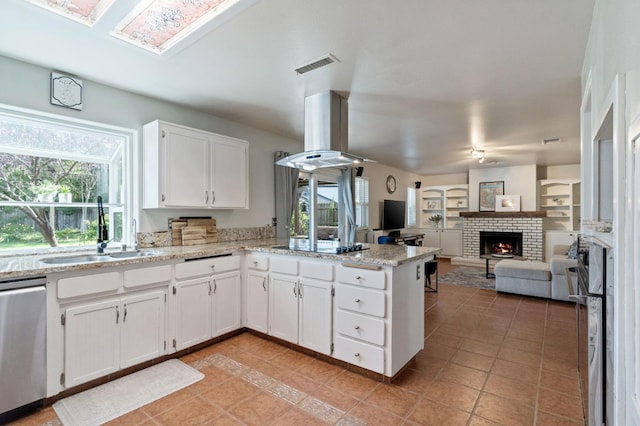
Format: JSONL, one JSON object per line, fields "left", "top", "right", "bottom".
{"left": 0, "top": 105, "right": 135, "bottom": 253}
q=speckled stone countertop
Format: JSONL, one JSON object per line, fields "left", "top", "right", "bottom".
{"left": 0, "top": 239, "right": 440, "bottom": 280}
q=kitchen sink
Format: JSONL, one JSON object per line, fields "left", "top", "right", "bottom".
{"left": 108, "top": 250, "right": 161, "bottom": 259}
{"left": 40, "top": 250, "right": 161, "bottom": 264}
{"left": 40, "top": 254, "right": 110, "bottom": 264}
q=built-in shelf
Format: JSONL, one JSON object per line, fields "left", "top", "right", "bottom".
{"left": 420, "top": 184, "right": 468, "bottom": 228}
{"left": 538, "top": 178, "right": 581, "bottom": 231}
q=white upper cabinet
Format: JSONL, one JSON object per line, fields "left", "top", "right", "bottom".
{"left": 143, "top": 120, "right": 249, "bottom": 209}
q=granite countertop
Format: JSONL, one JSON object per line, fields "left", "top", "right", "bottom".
{"left": 0, "top": 239, "right": 441, "bottom": 280}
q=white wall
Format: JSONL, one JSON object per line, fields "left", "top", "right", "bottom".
{"left": 468, "top": 164, "right": 538, "bottom": 211}
{"left": 421, "top": 172, "right": 468, "bottom": 186}
{"left": 540, "top": 164, "right": 581, "bottom": 179}
{"left": 359, "top": 162, "right": 422, "bottom": 230}
{"left": 0, "top": 55, "right": 301, "bottom": 232}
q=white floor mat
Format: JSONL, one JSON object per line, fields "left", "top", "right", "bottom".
{"left": 53, "top": 359, "right": 203, "bottom": 426}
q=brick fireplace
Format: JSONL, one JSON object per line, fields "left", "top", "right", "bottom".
{"left": 460, "top": 212, "right": 545, "bottom": 261}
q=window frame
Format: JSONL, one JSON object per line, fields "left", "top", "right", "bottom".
{"left": 0, "top": 103, "right": 138, "bottom": 254}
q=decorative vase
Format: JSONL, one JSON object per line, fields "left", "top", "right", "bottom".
{"left": 58, "top": 193, "right": 72, "bottom": 203}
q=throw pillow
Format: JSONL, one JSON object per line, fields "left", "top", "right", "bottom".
{"left": 567, "top": 239, "right": 579, "bottom": 259}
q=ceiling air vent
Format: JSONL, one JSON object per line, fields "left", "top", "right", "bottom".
{"left": 541, "top": 137, "right": 563, "bottom": 145}
{"left": 295, "top": 54, "right": 339, "bottom": 75}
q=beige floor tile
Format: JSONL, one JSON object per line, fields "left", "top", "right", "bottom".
{"left": 536, "top": 409, "right": 584, "bottom": 425}
{"left": 451, "top": 349, "right": 495, "bottom": 372}
{"left": 474, "top": 392, "right": 535, "bottom": 426}
{"left": 437, "top": 362, "right": 488, "bottom": 390}
{"left": 491, "top": 358, "right": 540, "bottom": 384}
{"left": 460, "top": 337, "right": 501, "bottom": 357}
{"left": 228, "top": 391, "right": 291, "bottom": 425}
{"left": 199, "top": 377, "right": 259, "bottom": 409}
{"left": 421, "top": 379, "right": 480, "bottom": 413}
{"left": 364, "top": 383, "right": 419, "bottom": 417}
{"left": 407, "top": 398, "right": 471, "bottom": 425}
{"left": 345, "top": 401, "right": 405, "bottom": 425}
{"left": 153, "top": 396, "right": 223, "bottom": 425}
{"left": 539, "top": 370, "right": 581, "bottom": 397}
{"left": 326, "top": 370, "right": 379, "bottom": 400}
{"left": 483, "top": 374, "right": 538, "bottom": 406}
{"left": 537, "top": 389, "right": 584, "bottom": 422}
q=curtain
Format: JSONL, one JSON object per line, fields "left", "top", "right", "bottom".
{"left": 274, "top": 151, "right": 299, "bottom": 239}
{"left": 339, "top": 168, "right": 356, "bottom": 244}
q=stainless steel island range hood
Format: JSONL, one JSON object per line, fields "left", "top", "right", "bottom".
{"left": 276, "top": 91, "right": 365, "bottom": 170}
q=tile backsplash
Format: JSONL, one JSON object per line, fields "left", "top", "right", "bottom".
{"left": 138, "top": 225, "right": 275, "bottom": 248}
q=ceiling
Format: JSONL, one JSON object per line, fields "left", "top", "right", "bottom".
{"left": 0, "top": 0, "right": 594, "bottom": 175}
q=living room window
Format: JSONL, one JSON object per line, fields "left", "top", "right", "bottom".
{"left": 355, "top": 177, "right": 369, "bottom": 228}
{"left": 407, "top": 187, "right": 417, "bottom": 227}
{"left": 0, "top": 106, "right": 134, "bottom": 253}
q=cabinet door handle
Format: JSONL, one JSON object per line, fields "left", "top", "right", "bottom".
{"left": 262, "top": 278, "right": 266, "bottom": 291}
{"left": 123, "top": 305, "right": 127, "bottom": 323}
{"left": 115, "top": 306, "right": 120, "bottom": 324}
{"left": 213, "top": 280, "right": 217, "bottom": 294}
{"left": 355, "top": 299, "right": 361, "bottom": 303}
{"left": 205, "top": 191, "right": 209, "bottom": 203}
{"left": 354, "top": 353, "right": 360, "bottom": 358}
{"left": 209, "top": 282, "right": 212, "bottom": 296}
{"left": 253, "top": 260, "right": 258, "bottom": 266}
{"left": 354, "top": 325, "right": 360, "bottom": 330}
{"left": 298, "top": 283, "right": 303, "bottom": 298}
{"left": 161, "top": 194, "right": 165, "bottom": 202}
{"left": 293, "top": 283, "right": 297, "bottom": 297}
{"left": 212, "top": 191, "right": 216, "bottom": 204}
{"left": 355, "top": 276, "right": 362, "bottom": 280}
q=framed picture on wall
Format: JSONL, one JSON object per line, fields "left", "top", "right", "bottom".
{"left": 479, "top": 181, "right": 504, "bottom": 211}
{"left": 496, "top": 195, "right": 521, "bottom": 211}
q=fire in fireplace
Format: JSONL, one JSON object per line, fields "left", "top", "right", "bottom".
{"left": 479, "top": 231, "right": 523, "bottom": 257}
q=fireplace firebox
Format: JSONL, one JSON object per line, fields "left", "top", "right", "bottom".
{"left": 479, "top": 231, "right": 523, "bottom": 256}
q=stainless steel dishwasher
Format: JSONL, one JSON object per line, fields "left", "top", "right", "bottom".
{"left": 0, "top": 276, "right": 46, "bottom": 420}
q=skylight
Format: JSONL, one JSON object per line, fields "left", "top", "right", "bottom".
{"left": 111, "top": 0, "right": 254, "bottom": 54}
{"left": 24, "top": 0, "right": 115, "bottom": 26}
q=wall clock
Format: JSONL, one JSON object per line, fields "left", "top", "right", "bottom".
{"left": 50, "top": 72, "right": 83, "bottom": 110}
{"left": 386, "top": 175, "right": 397, "bottom": 194}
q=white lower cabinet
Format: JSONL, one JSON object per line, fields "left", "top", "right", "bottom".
{"left": 266, "top": 258, "right": 333, "bottom": 355}
{"left": 245, "top": 271, "right": 269, "bottom": 333}
{"left": 298, "top": 278, "right": 333, "bottom": 354}
{"left": 173, "top": 255, "right": 242, "bottom": 351}
{"left": 174, "top": 277, "right": 212, "bottom": 350}
{"left": 423, "top": 229, "right": 463, "bottom": 257}
{"left": 63, "top": 289, "right": 166, "bottom": 388}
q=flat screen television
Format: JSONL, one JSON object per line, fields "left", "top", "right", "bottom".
{"left": 382, "top": 199, "right": 406, "bottom": 230}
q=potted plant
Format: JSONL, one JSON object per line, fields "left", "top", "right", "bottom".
{"left": 428, "top": 214, "right": 443, "bottom": 228}
{"left": 58, "top": 185, "right": 72, "bottom": 203}
{"left": 32, "top": 182, "right": 60, "bottom": 203}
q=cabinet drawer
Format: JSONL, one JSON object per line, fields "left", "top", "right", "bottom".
{"left": 335, "top": 309, "right": 385, "bottom": 346}
{"left": 336, "top": 265, "right": 385, "bottom": 289}
{"left": 335, "top": 285, "right": 385, "bottom": 317}
{"left": 124, "top": 265, "right": 171, "bottom": 288}
{"left": 270, "top": 257, "right": 298, "bottom": 275}
{"left": 333, "top": 335, "right": 384, "bottom": 374}
{"left": 246, "top": 254, "right": 269, "bottom": 271}
{"left": 300, "top": 261, "right": 333, "bottom": 281}
{"left": 58, "top": 272, "right": 120, "bottom": 299}
{"left": 175, "top": 255, "right": 240, "bottom": 279}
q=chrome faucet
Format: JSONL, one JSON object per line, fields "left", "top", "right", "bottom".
{"left": 97, "top": 196, "right": 108, "bottom": 254}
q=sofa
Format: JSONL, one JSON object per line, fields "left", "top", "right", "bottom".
{"left": 494, "top": 244, "right": 577, "bottom": 301}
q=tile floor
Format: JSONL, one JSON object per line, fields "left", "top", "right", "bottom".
{"left": 10, "top": 259, "right": 584, "bottom": 425}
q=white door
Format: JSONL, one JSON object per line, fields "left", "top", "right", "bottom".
{"left": 440, "top": 229, "right": 463, "bottom": 256}
{"left": 422, "top": 229, "right": 440, "bottom": 248}
{"left": 120, "top": 291, "right": 166, "bottom": 368}
{"left": 268, "top": 274, "right": 298, "bottom": 343}
{"left": 246, "top": 271, "right": 269, "bottom": 333}
{"left": 64, "top": 299, "right": 120, "bottom": 388}
{"left": 212, "top": 271, "right": 242, "bottom": 337}
{"left": 210, "top": 136, "right": 248, "bottom": 208}
{"left": 161, "top": 124, "right": 209, "bottom": 207}
{"left": 175, "top": 277, "right": 212, "bottom": 350}
{"left": 298, "top": 279, "right": 333, "bottom": 355}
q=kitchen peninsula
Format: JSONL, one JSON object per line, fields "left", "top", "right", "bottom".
{"left": 0, "top": 241, "right": 439, "bottom": 399}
